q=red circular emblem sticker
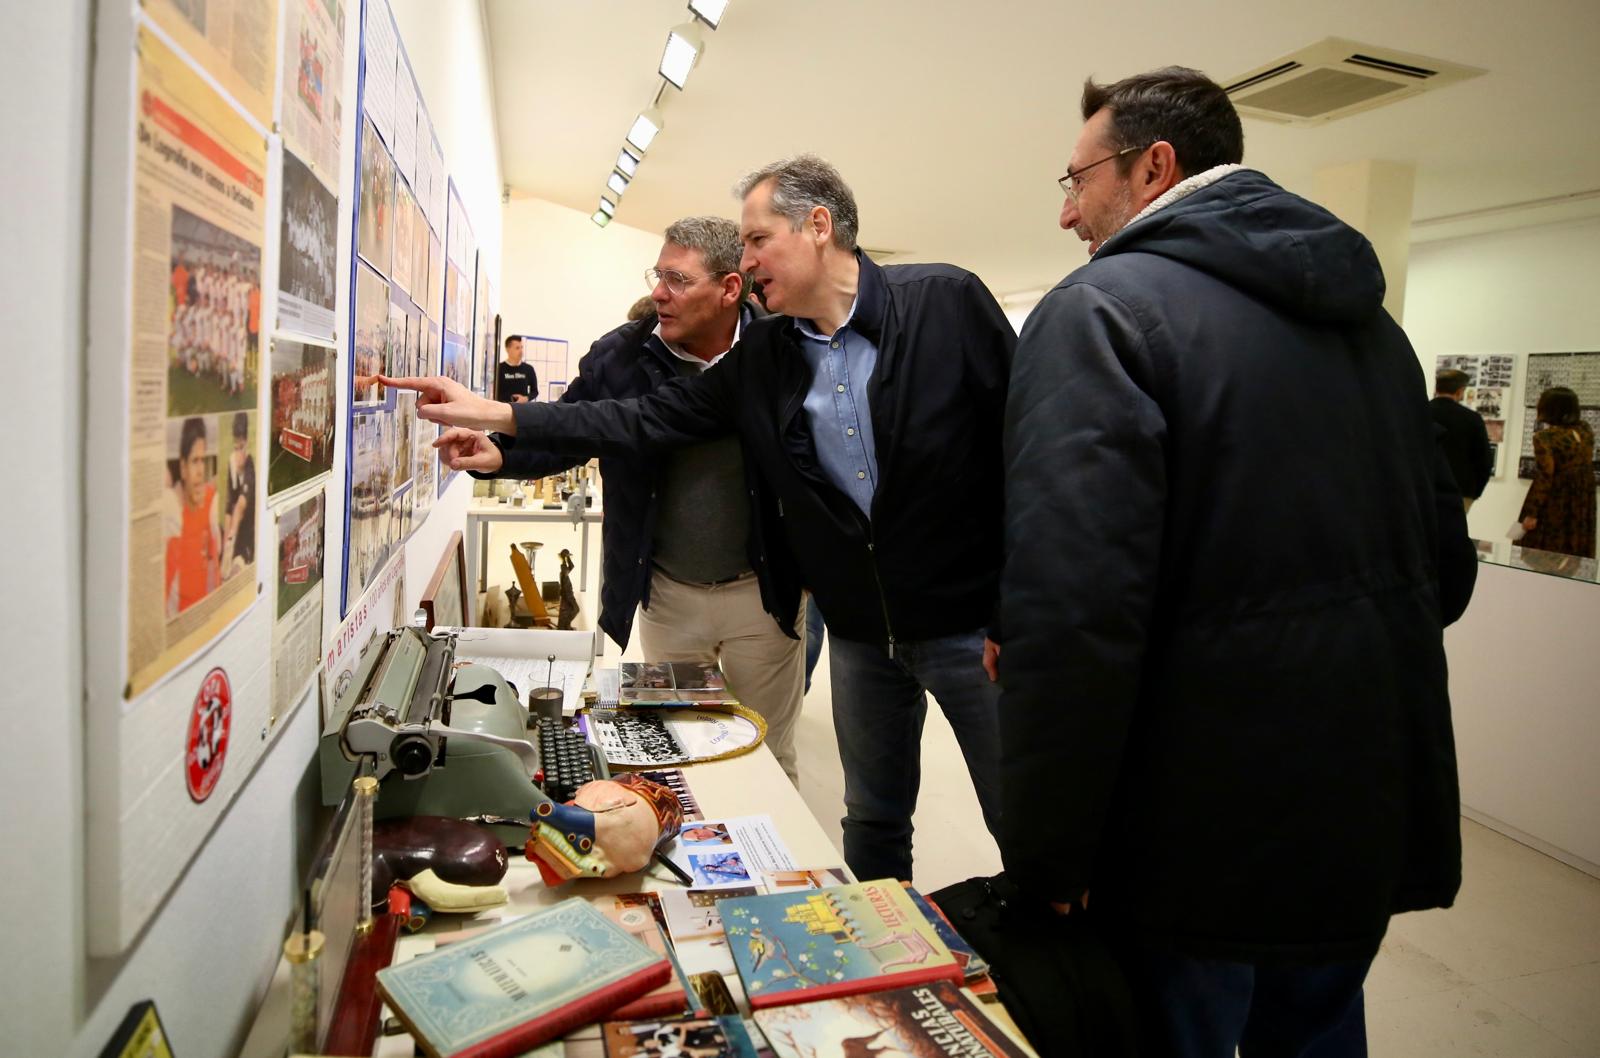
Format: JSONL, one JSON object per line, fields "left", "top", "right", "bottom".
{"left": 185, "top": 667, "right": 232, "bottom": 803}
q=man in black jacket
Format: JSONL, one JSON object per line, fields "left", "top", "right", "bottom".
{"left": 386, "top": 156, "right": 1015, "bottom": 885}
{"left": 417, "top": 217, "right": 807, "bottom": 783}
{"left": 1000, "top": 68, "right": 1477, "bottom": 1056}
{"left": 1431, "top": 368, "right": 1495, "bottom": 510}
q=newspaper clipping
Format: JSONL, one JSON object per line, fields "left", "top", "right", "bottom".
{"left": 267, "top": 338, "right": 334, "bottom": 496}
{"left": 127, "top": 28, "right": 268, "bottom": 698}
{"left": 278, "top": 0, "right": 345, "bottom": 183}
{"left": 144, "top": 0, "right": 279, "bottom": 125}
{"left": 278, "top": 148, "right": 338, "bottom": 339}
{"left": 271, "top": 488, "right": 326, "bottom": 721}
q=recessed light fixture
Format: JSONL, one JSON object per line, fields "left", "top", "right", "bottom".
{"left": 607, "top": 170, "right": 630, "bottom": 197}
{"left": 689, "top": 0, "right": 729, "bottom": 29}
{"left": 597, "top": 197, "right": 616, "bottom": 217}
{"left": 615, "top": 149, "right": 640, "bottom": 178}
{"left": 626, "top": 107, "right": 664, "bottom": 155}
{"left": 659, "top": 22, "right": 705, "bottom": 90}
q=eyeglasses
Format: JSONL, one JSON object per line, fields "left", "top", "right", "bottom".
{"left": 1057, "top": 145, "right": 1148, "bottom": 204}
{"left": 645, "top": 267, "right": 730, "bottom": 296}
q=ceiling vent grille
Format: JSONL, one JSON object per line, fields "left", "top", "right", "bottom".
{"left": 1223, "top": 38, "right": 1483, "bottom": 126}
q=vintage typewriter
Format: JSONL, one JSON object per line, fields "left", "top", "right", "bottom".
{"left": 319, "top": 624, "right": 605, "bottom": 845}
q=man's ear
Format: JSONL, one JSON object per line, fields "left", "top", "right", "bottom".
{"left": 720, "top": 270, "right": 743, "bottom": 307}
{"left": 1143, "top": 141, "right": 1183, "bottom": 199}
{"left": 809, "top": 205, "right": 833, "bottom": 247}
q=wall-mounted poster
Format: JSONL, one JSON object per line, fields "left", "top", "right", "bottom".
{"left": 353, "top": 262, "right": 387, "bottom": 405}
{"left": 270, "top": 488, "right": 326, "bottom": 722}
{"left": 267, "top": 338, "right": 335, "bottom": 497}
{"left": 346, "top": 410, "right": 392, "bottom": 597}
{"left": 278, "top": 0, "right": 346, "bottom": 183}
{"left": 126, "top": 27, "right": 267, "bottom": 698}
{"left": 441, "top": 332, "right": 471, "bottom": 390}
{"left": 391, "top": 177, "right": 416, "bottom": 299}
{"left": 144, "top": 0, "right": 279, "bottom": 125}
{"left": 278, "top": 148, "right": 338, "bottom": 340}
{"left": 360, "top": 0, "right": 398, "bottom": 144}
{"left": 357, "top": 116, "right": 393, "bottom": 276}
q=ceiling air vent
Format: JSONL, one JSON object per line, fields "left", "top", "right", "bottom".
{"left": 1222, "top": 38, "right": 1483, "bottom": 126}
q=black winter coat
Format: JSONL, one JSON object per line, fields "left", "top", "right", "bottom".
{"left": 484, "top": 306, "right": 777, "bottom": 650}
{"left": 999, "top": 169, "right": 1477, "bottom": 962}
{"left": 507, "top": 252, "right": 1015, "bottom": 647}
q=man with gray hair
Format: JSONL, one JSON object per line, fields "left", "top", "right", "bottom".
{"left": 386, "top": 158, "right": 1016, "bottom": 882}
{"left": 413, "top": 216, "right": 808, "bottom": 783}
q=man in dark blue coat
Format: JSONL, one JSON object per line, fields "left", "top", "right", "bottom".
{"left": 999, "top": 67, "right": 1477, "bottom": 1056}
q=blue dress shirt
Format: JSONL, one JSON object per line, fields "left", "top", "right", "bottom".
{"left": 795, "top": 298, "right": 880, "bottom": 516}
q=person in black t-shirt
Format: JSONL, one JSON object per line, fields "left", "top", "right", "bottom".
{"left": 495, "top": 334, "right": 537, "bottom": 403}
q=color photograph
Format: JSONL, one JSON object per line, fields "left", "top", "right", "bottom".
{"left": 268, "top": 339, "right": 334, "bottom": 496}
{"left": 353, "top": 263, "right": 388, "bottom": 404}
{"left": 275, "top": 490, "right": 325, "bottom": 620}
{"left": 167, "top": 204, "right": 261, "bottom": 415}
{"left": 357, "top": 116, "right": 393, "bottom": 275}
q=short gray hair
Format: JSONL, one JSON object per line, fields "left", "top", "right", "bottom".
{"left": 735, "top": 154, "right": 859, "bottom": 252}
{"left": 663, "top": 215, "right": 743, "bottom": 275}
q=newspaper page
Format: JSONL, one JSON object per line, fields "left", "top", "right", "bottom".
{"left": 361, "top": 0, "right": 398, "bottom": 145}
{"left": 277, "top": 148, "right": 337, "bottom": 339}
{"left": 267, "top": 338, "right": 334, "bottom": 497}
{"left": 127, "top": 27, "right": 268, "bottom": 698}
{"left": 392, "top": 56, "right": 419, "bottom": 187}
{"left": 278, "top": 0, "right": 345, "bottom": 184}
{"left": 271, "top": 489, "right": 326, "bottom": 721}
{"left": 144, "top": 0, "right": 278, "bottom": 125}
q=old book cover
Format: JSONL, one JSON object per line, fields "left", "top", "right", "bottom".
{"left": 598, "top": 893, "right": 698, "bottom": 1020}
{"left": 753, "top": 980, "right": 1032, "bottom": 1058}
{"left": 374, "top": 897, "right": 671, "bottom": 1057}
{"left": 719, "top": 880, "right": 963, "bottom": 1009}
{"left": 601, "top": 1014, "right": 760, "bottom": 1058}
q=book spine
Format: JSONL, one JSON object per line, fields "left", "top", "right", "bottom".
{"left": 456, "top": 959, "right": 673, "bottom": 1058}
{"left": 746, "top": 960, "right": 966, "bottom": 1010}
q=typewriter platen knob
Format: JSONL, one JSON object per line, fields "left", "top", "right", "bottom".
{"left": 391, "top": 734, "right": 435, "bottom": 778}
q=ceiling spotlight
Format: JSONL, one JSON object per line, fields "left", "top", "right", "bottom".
{"left": 615, "top": 149, "right": 640, "bottom": 178}
{"left": 626, "top": 107, "right": 664, "bottom": 154}
{"left": 688, "top": 0, "right": 729, "bottom": 28}
{"left": 659, "top": 22, "right": 705, "bottom": 90}
{"left": 607, "top": 170, "right": 630, "bottom": 197}
{"left": 591, "top": 210, "right": 612, "bottom": 228}
{"left": 597, "top": 197, "right": 616, "bottom": 217}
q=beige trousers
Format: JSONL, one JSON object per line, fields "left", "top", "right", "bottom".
{"left": 637, "top": 569, "right": 806, "bottom": 784}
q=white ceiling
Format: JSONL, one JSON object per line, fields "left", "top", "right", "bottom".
{"left": 485, "top": 0, "right": 1600, "bottom": 298}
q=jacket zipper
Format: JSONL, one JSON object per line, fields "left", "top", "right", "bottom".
{"left": 865, "top": 536, "right": 897, "bottom": 659}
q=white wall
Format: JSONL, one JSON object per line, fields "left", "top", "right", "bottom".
{"left": 0, "top": 1, "right": 503, "bottom": 1053}
{"left": 1405, "top": 217, "right": 1600, "bottom": 544}
{"left": 500, "top": 197, "right": 668, "bottom": 376}
{"left": 1404, "top": 217, "right": 1600, "bottom": 871}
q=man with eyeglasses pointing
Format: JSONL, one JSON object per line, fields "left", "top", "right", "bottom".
{"left": 409, "top": 216, "right": 810, "bottom": 784}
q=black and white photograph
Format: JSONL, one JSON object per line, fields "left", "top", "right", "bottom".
{"left": 267, "top": 338, "right": 335, "bottom": 497}
{"left": 277, "top": 148, "right": 338, "bottom": 339}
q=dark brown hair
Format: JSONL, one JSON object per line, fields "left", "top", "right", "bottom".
{"left": 1536, "top": 386, "right": 1582, "bottom": 427}
{"left": 1081, "top": 66, "right": 1244, "bottom": 177}
{"left": 1434, "top": 369, "right": 1470, "bottom": 396}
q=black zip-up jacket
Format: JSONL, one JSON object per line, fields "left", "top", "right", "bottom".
{"left": 999, "top": 169, "right": 1477, "bottom": 962}
{"left": 481, "top": 305, "right": 777, "bottom": 650}
{"left": 506, "top": 252, "right": 1015, "bottom": 648}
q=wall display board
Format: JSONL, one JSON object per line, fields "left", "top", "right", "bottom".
{"left": 521, "top": 335, "right": 572, "bottom": 402}
{"left": 143, "top": 0, "right": 279, "bottom": 125}
{"left": 279, "top": 0, "right": 346, "bottom": 183}
{"left": 1436, "top": 353, "right": 1517, "bottom": 479}
{"left": 267, "top": 338, "right": 335, "bottom": 496}
{"left": 271, "top": 487, "right": 327, "bottom": 722}
{"left": 1518, "top": 352, "right": 1600, "bottom": 479}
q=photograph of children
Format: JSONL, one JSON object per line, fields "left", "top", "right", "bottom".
{"left": 441, "top": 333, "right": 471, "bottom": 389}
{"left": 275, "top": 491, "right": 325, "bottom": 620}
{"left": 220, "top": 411, "right": 257, "bottom": 577}
{"left": 601, "top": 1016, "right": 753, "bottom": 1058}
{"left": 391, "top": 178, "right": 416, "bottom": 298}
{"left": 167, "top": 204, "right": 261, "bottom": 415}
{"left": 164, "top": 415, "right": 222, "bottom": 617}
{"left": 268, "top": 339, "right": 335, "bottom": 496}
{"left": 357, "top": 116, "right": 393, "bottom": 276}
{"left": 688, "top": 851, "right": 751, "bottom": 888}
{"left": 278, "top": 149, "right": 337, "bottom": 332}
{"left": 345, "top": 411, "right": 390, "bottom": 597}
{"left": 353, "top": 263, "right": 388, "bottom": 404}
{"left": 679, "top": 823, "right": 733, "bottom": 846}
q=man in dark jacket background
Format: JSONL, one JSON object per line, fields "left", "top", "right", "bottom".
{"left": 415, "top": 217, "right": 808, "bottom": 784}
{"left": 386, "top": 156, "right": 1016, "bottom": 886}
{"left": 1431, "top": 367, "right": 1495, "bottom": 511}
{"left": 999, "top": 68, "right": 1477, "bottom": 1056}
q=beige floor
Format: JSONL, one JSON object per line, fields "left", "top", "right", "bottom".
{"left": 787, "top": 638, "right": 1600, "bottom": 1057}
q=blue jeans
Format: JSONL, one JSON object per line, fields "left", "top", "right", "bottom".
{"left": 1124, "top": 946, "right": 1372, "bottom": 1058}
{"left": 803, "top": 599, "right": 826, "bottom": 693}
{"left": 827, "top": 628, "right": 1001, "bottom": 883}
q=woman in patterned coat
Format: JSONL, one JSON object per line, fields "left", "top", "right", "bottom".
{"left": 1520, "top": 386, "right": 1597, "bottom": 558}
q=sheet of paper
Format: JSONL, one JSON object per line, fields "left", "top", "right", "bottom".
{"left": 360, "top": 0, "right": 398, "bottom": 145}
{"left": 664, "top": 815, "right": 796, "bottom": 889}
{"left": 277, "top": 0, "right": 346, "bottom": 184}
{"left": 270, "top": 489, "right": 326, "bottom": 721}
